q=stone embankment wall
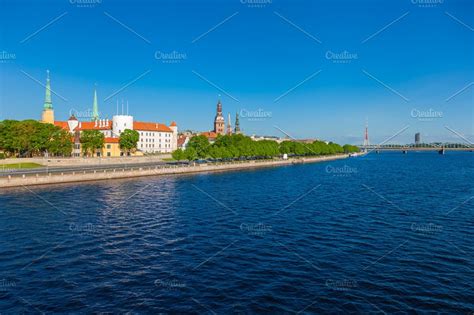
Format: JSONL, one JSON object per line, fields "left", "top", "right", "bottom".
{"left": 0, "top": 154, "right": 172, "bottom": 167}
{"left": 0, "top": 155, "right": 348, "bottom": 188}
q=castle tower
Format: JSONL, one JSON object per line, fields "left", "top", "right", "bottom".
{"left": 227, "top": 113, "right": 232, "bottom": 135}
{"left": 213, "top": 99, "right": 225, "bottom": 135}
{"left": 234, "top": 112, "right": 241, "bottom": 134}
{"left": 41, "top": 70, "right": 55, "bottom": 124}
{"left": 92, "top": 85, "right": 99, "bottom": 122}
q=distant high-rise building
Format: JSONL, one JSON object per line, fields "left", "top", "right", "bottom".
{"left": 415, "top": 132, "right": 421, "bottom": 145}
{"left": 213, "top": 99, "right": 225, "bottom": 135}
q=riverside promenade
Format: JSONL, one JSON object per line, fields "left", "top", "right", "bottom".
{"left": 0, "top": 155, "right": 348, "bottom": 188}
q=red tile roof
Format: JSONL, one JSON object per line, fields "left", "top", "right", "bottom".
{"left": 201, "top": 131, "right": 219, "bottom": 140}
{"left": 54, "top": 121, "right": 69, "bottom": 130}
{"left": 54, "top": 121, "right": 112, "bottom": 131}
{"left": 133, "top": 121, "right": 172, "bottom": 132}
{"left": 105, "top": 137, "right": 119, "bottom": 143}
{"left": 78, "top": 121, "right": 112, "bottom": 130}
{"left": 177, "top": 135, "right": 187, "bottom": 146}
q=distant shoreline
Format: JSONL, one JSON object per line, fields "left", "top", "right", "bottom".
{"left": 0, "top": 154, "right": 348, "bottom": 188}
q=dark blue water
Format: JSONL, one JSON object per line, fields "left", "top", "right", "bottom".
{"left": 1, "top": 152, "right": 473, "bottom": 314}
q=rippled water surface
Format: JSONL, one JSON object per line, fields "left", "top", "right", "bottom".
{"left": 1, "top": 152, "right": 473, "bottom": 313}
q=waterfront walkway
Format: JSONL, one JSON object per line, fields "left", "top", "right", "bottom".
{"left": 0, "top": 155, "right": 348, "bottom": 188}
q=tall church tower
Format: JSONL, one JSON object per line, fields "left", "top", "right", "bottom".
{"left": 234, "top": 112, "right": 241, "bottom": 134}
{"left": 213, "top": 99, "right": 225, "bottom": 135}
{"left": 41, "top": 70, "right": 55, "bottom": 124}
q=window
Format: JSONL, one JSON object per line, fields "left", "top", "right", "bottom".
{"left": 107, "top": 144, "right": 111, "bottom": 149}
{"left": 107, "top": 152, "right": 111, "bottom": 157}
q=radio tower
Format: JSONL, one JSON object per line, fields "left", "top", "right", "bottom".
{"left": 363, "top": 119, "right": 369, "bottom": 151}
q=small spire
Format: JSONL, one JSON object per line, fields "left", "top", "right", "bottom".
{"left": 92, "top": 85, "right": 99, "bottom": 121}
{"left": 227, "top": 112, "right": 232, "bottom": 135}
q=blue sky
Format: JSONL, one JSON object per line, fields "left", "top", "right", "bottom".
{"left": 0, "top": 0, "right": 473, "bottom": 144}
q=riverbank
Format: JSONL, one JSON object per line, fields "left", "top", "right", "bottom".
{"left": 0, "top": 154, "right": 348, "bottom": 188}
{"left": 0, "top": 154, "right": 172, "bottom": 167}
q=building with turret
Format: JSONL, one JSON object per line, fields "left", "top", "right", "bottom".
{"left": 39, "top": 70, "right": 178, "bottom": 157}
{"left": 213, "top": 100, "right": 225, "bottom": 135}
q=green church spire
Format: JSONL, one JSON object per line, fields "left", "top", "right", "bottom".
{"left": 92, "top": 85, "right": 99, "bottom": 121}
{"left": 234, "top": 111, "right": 241, "bottom": 133}
{"left": 43, "top": 70, "right": 53, "bottom": 110}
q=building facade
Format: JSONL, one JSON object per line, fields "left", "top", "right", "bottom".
{"left": 39, "top": 70, "right": 178, "bottom": 157}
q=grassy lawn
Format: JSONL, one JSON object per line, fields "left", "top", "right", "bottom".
{"left": 161, "top": 158, "right": 175, "bottom": 162}
{"left": 1, "top": 163, "right": 44, "bottom": 169}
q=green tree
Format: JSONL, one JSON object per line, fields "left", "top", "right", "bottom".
{"left": 279, "top": 141, "right": 294, "bottom": 155}
{"left": 48, "top": 129, "right": 73, "bottom": 156}
{"left": 187, "top": 135, "right": 210, "bottom": 158}
{"left": 80, "top": 130, "right": 104, "bottom": 157}
{"left": 184, "top": 147, "right": 197, "bottom": 161}
{"left": 119, "top": 129, "right": 140, "bottom": 155}
{"left": 343, "top": 144, "right": 360, "bottom": 153}
{"left": 0, "top": 120, "right": 73, "bottom": 157}
{"left": 172, "top": 149, "right": 186, "bottom": 160}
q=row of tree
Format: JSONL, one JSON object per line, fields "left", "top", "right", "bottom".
{"left": 0, "top": 120, "right": 72, "bottom": 157}
{"left": 0, "top": 120, "right": 140, "bottom": 158}
{"left": 172, "top": 134, "right": 359, "bottom": 161}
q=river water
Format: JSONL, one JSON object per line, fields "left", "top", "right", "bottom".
{"left": 0, "top": 152, "right": 473, "bottom": 313}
